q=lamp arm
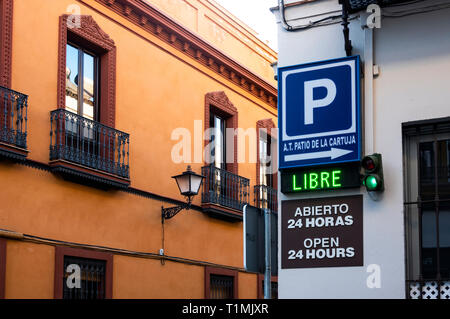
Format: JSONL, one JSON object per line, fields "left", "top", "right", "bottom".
{"left": 161, "top": 202, "right": 191, "bottom": 222}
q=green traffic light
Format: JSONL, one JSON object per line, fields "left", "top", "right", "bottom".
{"left": 361, "top": 153, "right": 384, "bottom": 193}
{"left": 365, "top": 175, "right": 379, "bottom": 191}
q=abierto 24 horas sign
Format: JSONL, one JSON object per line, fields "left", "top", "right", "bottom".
{"left": 281, "top": 195, "right": 363, "bottom": 269}
{"left": 278, "top": 56, "right": 361, "bottom": 169}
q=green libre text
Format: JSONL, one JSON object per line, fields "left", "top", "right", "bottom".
{"left": 292, "top": 170, "right": 342, "bottom": 192}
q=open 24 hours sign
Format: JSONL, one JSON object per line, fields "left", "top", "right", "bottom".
{"left": 278, "top": 56, "right": 361, "bottom": 169}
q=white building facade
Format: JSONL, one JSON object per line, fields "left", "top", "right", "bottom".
{"left": 273, "top": 0, "right": 450, "bottom": 299}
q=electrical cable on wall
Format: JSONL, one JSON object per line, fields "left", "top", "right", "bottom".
{"left": 278, "top": 0, "right": 349, "bottom": 31}
{"left": 382, "top": 1, "right": 450, "bottom": 18}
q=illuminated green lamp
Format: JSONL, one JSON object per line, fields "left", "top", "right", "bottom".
{"left": 364, "top": 175, "right": 380, "bottom": 191}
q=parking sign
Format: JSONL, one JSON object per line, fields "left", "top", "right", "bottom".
{"left": 278, "top": 56, "right": 361, "bottom": 169}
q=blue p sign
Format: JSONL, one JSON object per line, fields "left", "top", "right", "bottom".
{"left": 279, "top": 56, "right": 361, "bottom": 169}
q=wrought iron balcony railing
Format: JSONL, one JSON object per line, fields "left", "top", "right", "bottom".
{"left": 407, "top": 279, "right": 450, "bottom": 299}
{"left": 0, "top": 85, "right": 28, "bottom": 150}
{"left": 50, "top": 109, "right": 130, "bottom": 180}
{"left": 201, "top": 165, "right": 250, "bottom": 212}
{"left": 254, "top": 184, "right": 277, "bottom": 214}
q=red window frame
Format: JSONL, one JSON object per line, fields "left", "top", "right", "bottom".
{"left": 204, "top": 266, "right": 238, "bottom": 299}
{"left": 0, "top": 238, "right": 6, "bottom": 299}
{"left": 54, "top": 246, "right": 113, "bottom": 299}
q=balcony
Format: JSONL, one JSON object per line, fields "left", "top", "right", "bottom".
{"left": 0, "top": 86, "right": 28, "bottom": 160}
{"left": 49, "top": 109, "right": 130, "bottom": 188}
{"left": 254, "top": 185, "right": 277, "bottom": 214}
{"left": 201, "top": 165, "right": 250, "bottom": 220}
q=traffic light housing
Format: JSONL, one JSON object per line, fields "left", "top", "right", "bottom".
{"left": 361, "top": 153, "right": 384, "bottom": 192}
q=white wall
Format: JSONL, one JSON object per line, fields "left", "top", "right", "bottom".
{"left": 274, "top": 0, "right": 450, "bottom": 299}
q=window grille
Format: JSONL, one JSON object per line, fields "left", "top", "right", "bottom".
{"left": 63, "top": 256, "right": 107, "bottom": 300}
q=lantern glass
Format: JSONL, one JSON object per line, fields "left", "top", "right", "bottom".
{"left": 174, "top": 173, "right": 191, "bottom": 195}
{"left": 189, "top": 173, "right": 203, "bottom": 196}
{"left": 173, "top": 166, "right": 204, "bottom": 198}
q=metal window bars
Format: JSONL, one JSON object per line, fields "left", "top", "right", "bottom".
{"left": 404, "top": 134, "right": 450, "bottom": 299}
{"left": 407, "top": 279, "right": 450, "bottom": 299}
{"left": 254, "top": 184, "right": 277, "bottom": 214}
{"left": 63, "top": 256, "right": 106, "bottom": 300}
{"left": 0, "top": 86, "right": 28, "bottom": 149}
{"left": 201, "top": 165, "right": 250, "bottom": 211}
{"left": 210, "top": 275, "right": 234, "bottom": 299}
{"left": 50, "top": 109, "right": 130, "bottom": 179}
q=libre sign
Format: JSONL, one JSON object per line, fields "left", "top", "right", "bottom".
{"left": 281, "top": 195, "right": 363, "bottom": 269}
{"left": 278, "top": 56, "right": 361, "bottom": 169}
{"left": 280, "top": 162, "right": 361, "bottom": 194}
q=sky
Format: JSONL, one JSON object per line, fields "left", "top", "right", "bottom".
{"left": 214, "top": 0, "right": 278, "bottom": 51}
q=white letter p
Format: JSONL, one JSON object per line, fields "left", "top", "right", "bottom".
{"left": 304, "top": 78, "right": 336, "bottom": 125}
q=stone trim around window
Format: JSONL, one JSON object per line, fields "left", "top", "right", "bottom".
{"left": 57, "top": 14, "right": 117, "bottom": 128}
{"left": 0, "top": 0, "right": 13, "bottom": 88}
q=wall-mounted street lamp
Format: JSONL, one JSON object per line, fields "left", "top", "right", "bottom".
{"left": 161, "top": 166, "right": 204, "bottom": 223}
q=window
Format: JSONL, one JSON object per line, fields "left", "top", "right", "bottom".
{"left": 204, "top": 92, "right": 238, "bottom": 174}
{"left": 63, "top": 256, "right": 106, "bottom": 299}
{"left": 257, "top": 274, "right": 278, "bottom": 299}
{"left": 65, "top": 43, "right": 99, "bottom": 143}
{"left": 259, "top": 130, "right": 274, "bottom": 188}
{"left": 58, "top": 14, "right": 116, "bottom": 128}
{"left": 205, "top": 267, "right": 238, "bottom": 299}
{"left": 256, "top": 119, "right": 277, "bottom": 190}
{"left": 54, "top": 247, "right": 113, "bottom": 299}
{"left": 201, "top": 92, "right": 249, "bottom": 217}
{"left": 403, "top": 118, "right": 450, "bottom": 299}
{"left": 0, "top": 238, "right": 6, "bottom": 299}
{"left": 50, "top": 15, "right": 130, "bottom": 187}
{"left": 255, "top": 119, "right": 277, "bottom": 212}
{"left": 65, "top": 43, "right": 99, "bottom": 123}
{"left": 210, "top": 275, "right": 234, "bottom": 299}
{"left": 211, "top": 113, "right": 226, "bottom": 170}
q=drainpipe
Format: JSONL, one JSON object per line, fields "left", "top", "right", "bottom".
{"left": 264, "top": 208, "right": 271, "bottom": 299}
{"left": 363, "top": 14, "right": 375, "bottom": 155}
{"left": 341, "top": 0, "right": 353, "bottom": 56}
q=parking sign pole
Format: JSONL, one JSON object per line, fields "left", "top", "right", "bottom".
{"left": 264, "top": 208, "right": 271, "bottom": 299}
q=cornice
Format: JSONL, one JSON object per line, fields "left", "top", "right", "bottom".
{"left": 201, "top": 0, "right": 278, "bottom": 57}
{"left": 94, "top": 0, "right": 278, "bottom": 109}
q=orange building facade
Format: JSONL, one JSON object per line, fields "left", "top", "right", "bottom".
{"left": 0, "top": 0, "right": 277, "bottom": 299}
